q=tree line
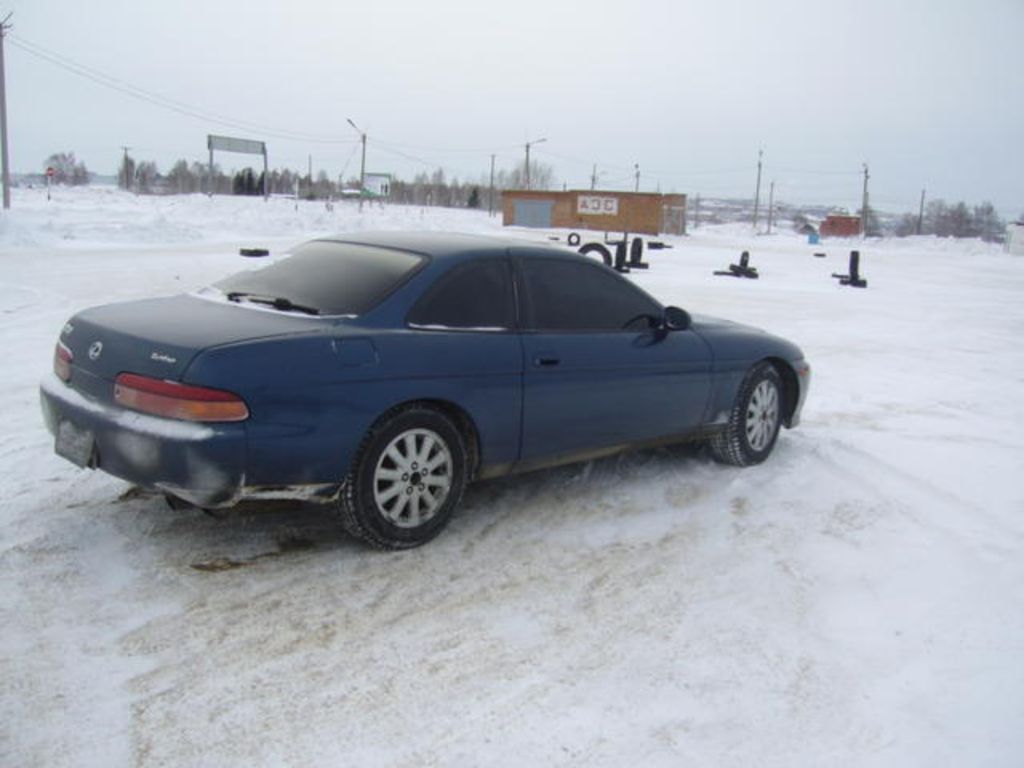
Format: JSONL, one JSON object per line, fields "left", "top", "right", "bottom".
{"left": 892, "top": 200, "right": 1007, "bottom": 243}
{"left": 38, "top": 150, "right": 1018, "bottom": 242}
{"left": 110, "top": 152, "right": 555, "bottom": 207}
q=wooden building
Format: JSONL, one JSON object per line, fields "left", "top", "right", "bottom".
{"left": 820, "top": 213, "right": 862, "bottom": 238}
{"left": 502, "top": 190, "right": 687, "bottom": 236}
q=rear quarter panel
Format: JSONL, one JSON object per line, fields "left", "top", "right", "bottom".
{"left": 184, "top": 327, "right": 523, "bottom": 486}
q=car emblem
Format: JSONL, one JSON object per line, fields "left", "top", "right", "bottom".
{"left": 88, "top": 341, "right": 103, "bottom": 361}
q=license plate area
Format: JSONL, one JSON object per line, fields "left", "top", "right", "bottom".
{"left": 56, "top": 420, "right": 96, "bottom": 468}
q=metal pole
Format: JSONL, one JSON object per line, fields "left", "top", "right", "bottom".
{"left": 0, "top": 15, "right": 12, "bottom": 210}
{"left": 861, "top": 163, "right": 870, "bottom": 237}
{"left": 524, "top": 142, "right": 531, "bottom": 190}
{"left": 208, "top": 147, "right": 214, "bottom": 197}
{"left": 358, "top": 131, "right": 366, "bottom": 211}
{"left": 766, "top": 180, "right": 775, "bottom": 234}
{"left": 359, "top": 133, "right": 366, "bottom": 193}
{"left": 634, "top": 164, "right": 640, "bottom": 192}
{"left": 752, "top": 149, "right": 763, "bottom": 231}
{"left": 916, "top": 188, "right": 926, "bottom": 235}
{"left": 263, "top": 148, "right": 268, "bottom": 200}
{"left": 488, "top": 153, "right": 495, "bottom": 217}
{"left": 591, "top": 164, "right": 597, "bottom": 190}
{"left": 347, "top": 118, "right": 367, "bottom": 210}
{"left": 524, "top": 137, "right": 546, "bottom": 191}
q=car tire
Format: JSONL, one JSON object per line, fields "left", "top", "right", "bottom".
{"left": 338, "top": 406, "right": 467, "bottom": 549}
{"left": 710, "top": 361, "right": 783, "bottom": 467}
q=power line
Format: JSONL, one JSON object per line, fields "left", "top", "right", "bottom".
{"left": 372, "top": 137, "right": 521, "bottom": 155}
{"left": 8, "top": 33, "right": 358, "bottom": 145}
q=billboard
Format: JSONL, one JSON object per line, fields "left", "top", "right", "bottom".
{"left": 207, "top": 135, "right": 266, "bottom": 156}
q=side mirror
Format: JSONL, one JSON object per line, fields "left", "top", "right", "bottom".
{"left": 663, "top": 306, "right": 691, "bottom": 331}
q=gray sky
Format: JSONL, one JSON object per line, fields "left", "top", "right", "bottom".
{"left": 4, "top": 0, "right": 1022, "bottom": 215}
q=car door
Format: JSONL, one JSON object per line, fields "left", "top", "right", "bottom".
{"left": 517, "top": 254, "right": 713, "bottom": 463}
{"left": 402, "top": 255, "right": 524, "bottom": 471}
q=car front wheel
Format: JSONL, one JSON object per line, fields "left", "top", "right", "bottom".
{"left": 710, "top": 361, "right": 783, "bottom": 466}
{"left": 339, "top": 406, "right": 467, "bottom": 549}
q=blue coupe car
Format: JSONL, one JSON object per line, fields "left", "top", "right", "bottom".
{"left": 41, "top": 232, "right": 810, "bottom": 548}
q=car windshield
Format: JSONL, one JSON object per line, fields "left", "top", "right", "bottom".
{"left": 215, "top": 240, "right": 425, "bottom": 316}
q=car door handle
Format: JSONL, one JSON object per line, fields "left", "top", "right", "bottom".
{"left": 533, "top": 355, "right": 560, "bottom": 367}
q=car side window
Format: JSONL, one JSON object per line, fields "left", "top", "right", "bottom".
{"left": 523, "top": 258, "right": 661, "bottom": 331}
{"left": 407, "top": 258, "right": 515, "bottom": 330}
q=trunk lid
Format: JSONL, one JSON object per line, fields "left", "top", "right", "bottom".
{"left": 61, "top": 292, "right": 325, "bottom": 385}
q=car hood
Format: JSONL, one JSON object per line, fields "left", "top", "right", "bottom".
{"left": 62, "top": 293, "right": 327, "bottom": 382}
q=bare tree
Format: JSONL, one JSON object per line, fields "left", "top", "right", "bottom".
{"left": 45, "top": 152, "right": 89, "bottom": 185}
{"left": 134, "top": 161, "right": 159, "bottom": 194}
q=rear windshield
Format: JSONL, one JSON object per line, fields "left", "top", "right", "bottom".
{"left": 215, "top": 240, "right": 425, "bottom": 316}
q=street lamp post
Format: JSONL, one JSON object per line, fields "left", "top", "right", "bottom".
{"left": 524, "top": 137, "right": 546, "bottom": 190}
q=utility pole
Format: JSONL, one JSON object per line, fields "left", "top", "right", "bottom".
{"left": 634, "top": 163, "right": 640, "bottom": 192}
{"left": 524, "top": 137, "right": 546, "bottom": 190}
{"left": 752, "top": 149, "right": 763, "bottom": 232}
{"left": 766, "top": 180, "right": 775, "bottom": 234}
{"left": 347, "top": 118, "right": 367, "bottom": 210}
{"left": 0, "top": 13, "right": 13, "bottom": 210}
{"left": 860, "top": 163, "right": 870, "bottom": 237}
{"left": 120, "top": 145, "right": 132, "bottom": 192}
{"left": 916, "top": 188, "right": 926, "bottom": 235}
{"left": 590, "top": 163, "right": 598, "bottom": 190}
{"left": 488, "top": 153, "right": 495, "bottom": 217}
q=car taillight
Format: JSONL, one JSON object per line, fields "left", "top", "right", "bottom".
{"left": 54, "top": 342, "right": 73, "bottom": 382}
{"left": 114, "top": 373, "right": 249, "bottom": 422}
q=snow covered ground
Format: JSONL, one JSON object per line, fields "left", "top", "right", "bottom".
{"left": 2, "top": 186, "right": 1023, "bottom": 767}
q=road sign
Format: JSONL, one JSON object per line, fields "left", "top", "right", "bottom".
{"left": 46, "top": 167, "right": 55, "bottom": 177}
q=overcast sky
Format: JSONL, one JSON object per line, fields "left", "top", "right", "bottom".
{"left": 4, "top": 0, "right": 1022, "bottom": 214}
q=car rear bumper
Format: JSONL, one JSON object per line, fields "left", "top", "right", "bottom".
{"left": 40, "top": 374, "right": 248, "bottom": 508}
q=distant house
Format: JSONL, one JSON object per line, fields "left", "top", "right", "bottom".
{"left": 1008, "top": 222, "right": 1024, "bottom": 255}
{"left": 820, "top": 213, "right": 861, "bottom": 238}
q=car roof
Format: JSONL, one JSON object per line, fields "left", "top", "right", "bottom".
{"left": 314, "top": 231, "right": 569, "bottom": 263}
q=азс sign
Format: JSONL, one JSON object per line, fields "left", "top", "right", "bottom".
{"left": 577, "top": 195, "right": 619, "bottom": 216}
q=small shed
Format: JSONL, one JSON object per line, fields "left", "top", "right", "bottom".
{"left": 820, "top": 214, "right": 862, "bottom": 238}
{"left": 502, "top": 190, "right": 687, "bottom": 236}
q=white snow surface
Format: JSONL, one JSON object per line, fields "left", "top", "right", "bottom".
{"left": 2, "top": 186, "right": 1023, "bottom": 767}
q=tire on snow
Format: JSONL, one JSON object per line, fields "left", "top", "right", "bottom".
{"left": 338, "top": 405, "right": 468, "bottom": 550}
{"left": 710, "top": 361, "right": 784, "bottom": 467}
{"left": 578, "top": 242, "right": 613, "bottom": 266}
